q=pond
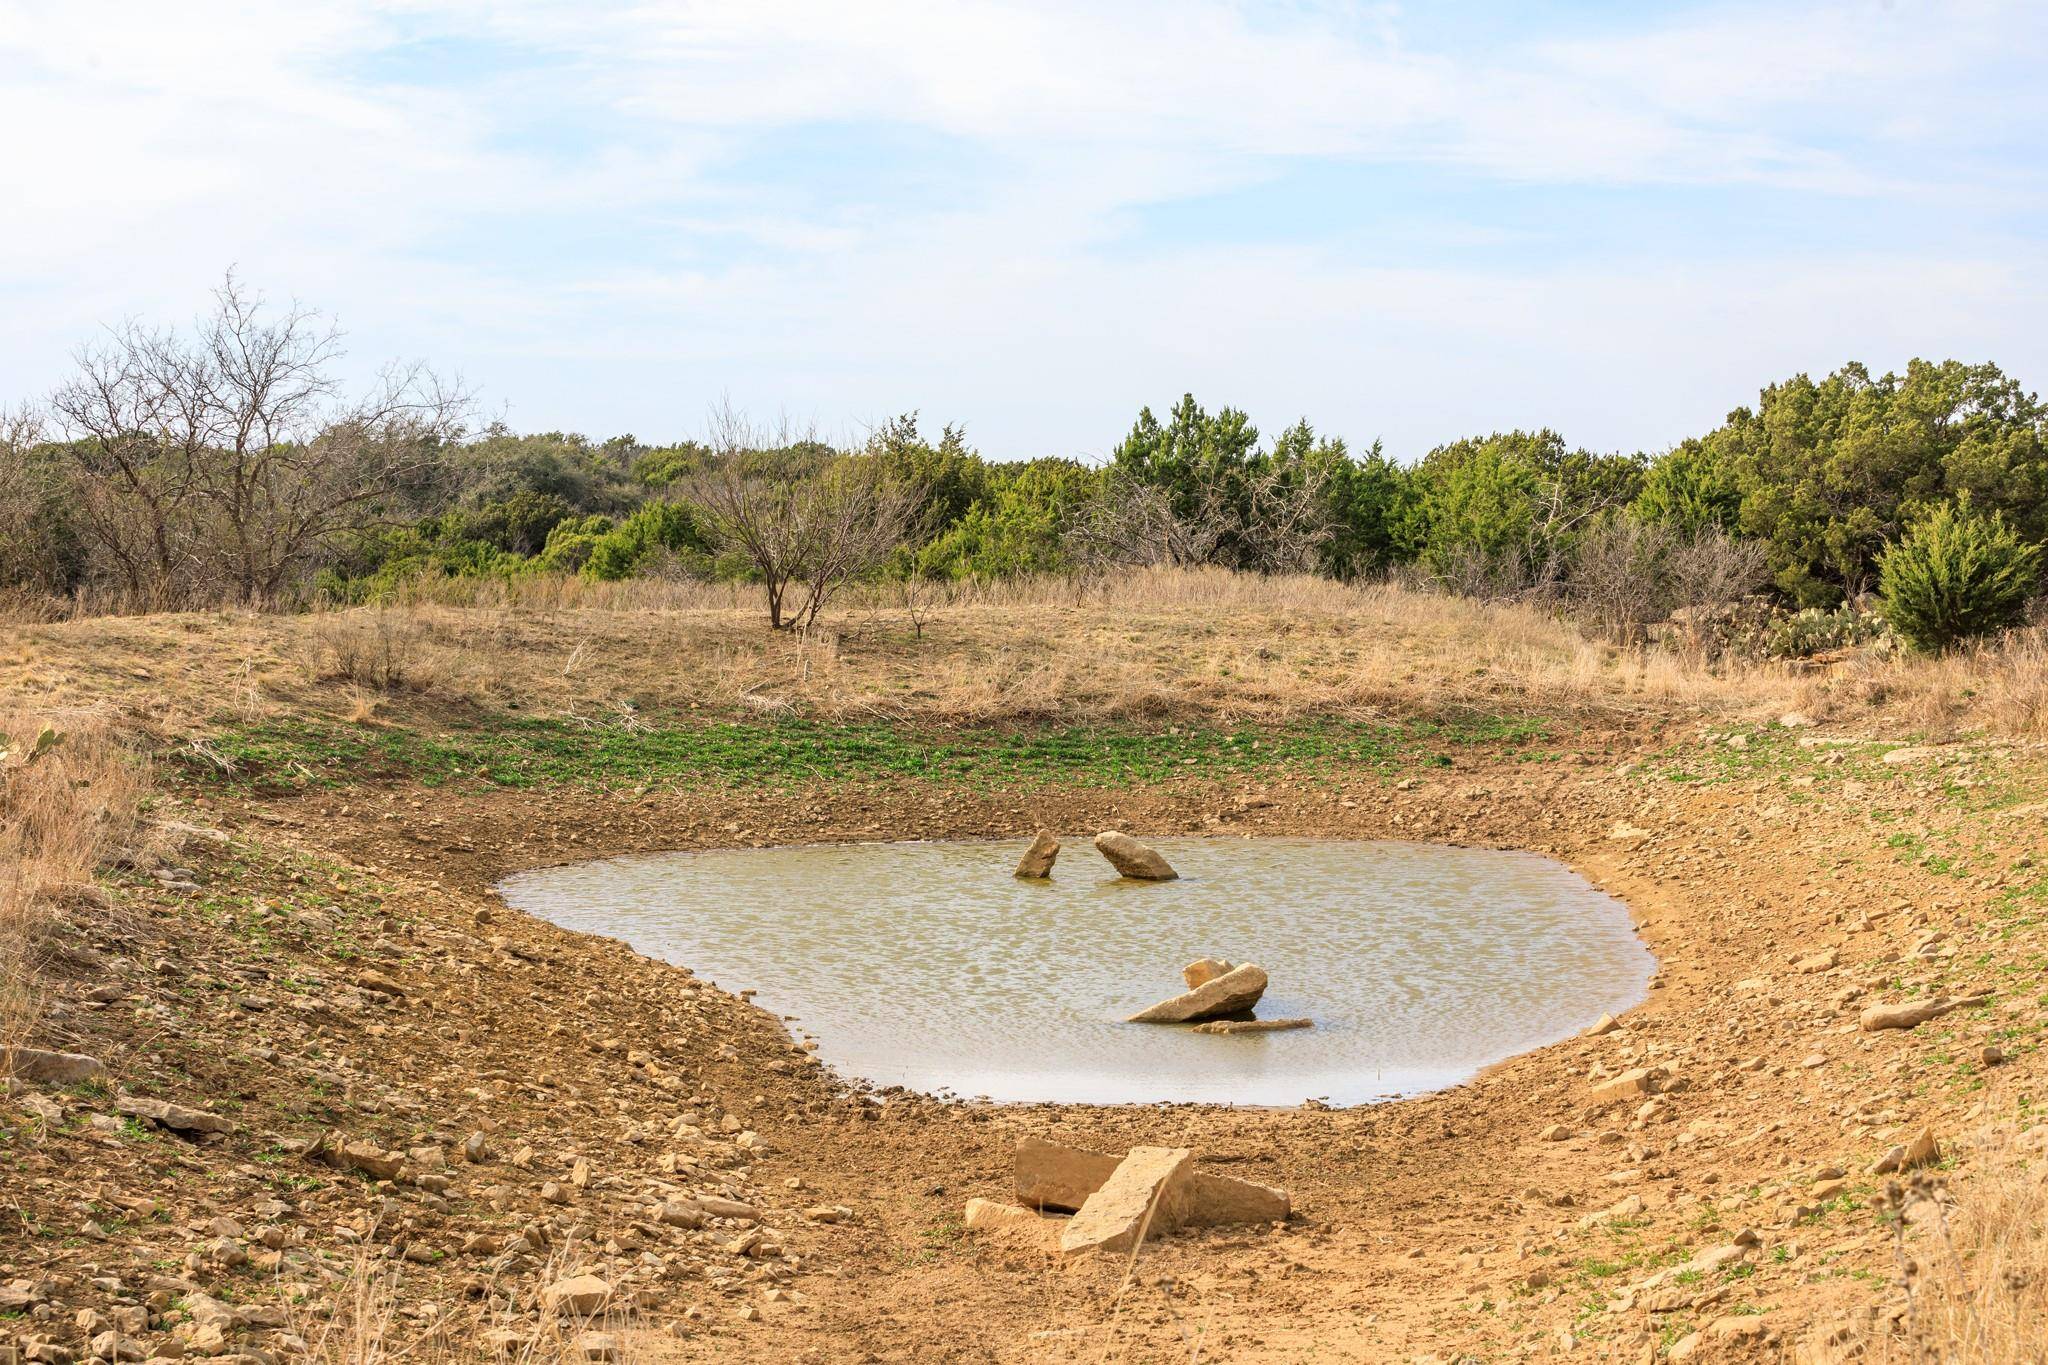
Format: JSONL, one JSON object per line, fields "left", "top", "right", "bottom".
{"left": 498, "top": 837, "right": 1653, "bottom": 1107}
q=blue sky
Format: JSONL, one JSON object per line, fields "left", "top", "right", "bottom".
{"left": 4, "top": 0, "right": 2045, "bottom": 461}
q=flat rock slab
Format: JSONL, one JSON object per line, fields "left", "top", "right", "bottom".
{"left": 1191, "top": 1017, "right": 1312, "bottom": 1034}
{"left": 1093, "top": 831, "right": 1178, "bottom": 880}
{"left": 115, "top": 1096, "right": 229, "bottom": 1133}
{"left": 1859, "top": 995, "right": 1984, "bottom": 1031}
{"left": 1016, "top": 1136, "right": 1290, "bottom": 1226}
{"left": 1127, "top": 963, "right": 1267, "bottom": 1023}
{"left": 1060, "top": 1146, "right": 1195, "bottom": 1256}
{"left": 963, "top": 1197, "right": 1058, "bottom": 1248}
{"left": 1014, "top": 830, "right": 1061, "bottom": 879}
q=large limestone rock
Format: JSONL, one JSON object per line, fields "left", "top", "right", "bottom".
{"left": 1093, "top": 831, "right": 1178, "bottom": 880}
{"left": 1127, "top": 963, "right": 1267, "bottom": 1023}
{"left": 1859, "top": 995, "right": 1984, "bottom": 1032}
{"left": 1059, "top": 1146, "right": 1195, "bottom": 1256}
{"left": 1015, "top": 1136, "right": 1290, "bottom": 1226}
{"left": 1182, "top": 957, "right": 1233, "bottom": 988}
{"left": 1014, "top": 830, "right": 1060, "bottom": 879}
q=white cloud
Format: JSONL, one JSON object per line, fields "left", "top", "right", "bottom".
{"left": 0, "top": 0, "right": 2042, "bottom": 456}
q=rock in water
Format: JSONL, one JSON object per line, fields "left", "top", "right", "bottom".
{"left": 1182, "top": 957, "right": 1233, "bottom": 988}
{"left": 1191, "top": 1017, "right": 1311, "bottom": 1034}
{"left": 1093, "top": 830, "right": 1178, "bottom": 880}
{"left": 1127, "top": 963, "right": 1267, "bottom": 1023}
{"left": 1014, "top": 830, "right": 1060, "bottom": 879}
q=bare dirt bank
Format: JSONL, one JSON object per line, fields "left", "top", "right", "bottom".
{"left": 9, "top": 717, "right": 2041, "bottom": 1364}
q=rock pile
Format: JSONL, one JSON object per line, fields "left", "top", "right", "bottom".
{"left": 1127, "top": 961, "right": 1268, "bottom": 1023}
{"left": 961, "top": 1136, "right": 1290, "bottom": 1257}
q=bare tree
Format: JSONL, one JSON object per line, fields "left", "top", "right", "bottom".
{"left": 684, "top": 405, "right": 925, "bottom": 631}
{"left": 1568, "top": 518, "right": 1770, "bottom": 641}
{"left": 1065, "top": 461, "right": 1334, "bottom": 573}
{"left": 47, "top": 274, "right": 467, "bottom": 606}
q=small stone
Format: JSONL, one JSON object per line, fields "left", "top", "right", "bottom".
{"left": 962, "top": 1198, "right": 1052, "bottom": 1239}
{"left": 1588, "top": 1066, "right": 1669, "bottom": 1105}
{"left": 575, "top": 1331, "right": 618, "bottom": 1361}
{"left": 1181, "top": 957, "right": 1233, "bottom": 989}
{"left": 542, "top": 1274, "right": 613, "bottom": 1316}
{"left": 1582, "top": 1013, "right": 1620, "bottom": 1037}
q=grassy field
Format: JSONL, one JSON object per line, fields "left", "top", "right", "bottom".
{"left": 184, "top": 710, "right": 1556, "bottom": 793}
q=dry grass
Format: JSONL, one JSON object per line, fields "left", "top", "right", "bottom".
{"left": 1, "top": 569, "right": 2043, "bottom": 741}
{"left": 0, "top": 711, "right": 144, "bottom": 1066}
{"left": 1857, "top": 1135, "right": 2048, "bottom": 1363}
{"left": 296, "top": 1248, "right": 663, "bottom": 1364}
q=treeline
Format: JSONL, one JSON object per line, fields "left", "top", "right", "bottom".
{"left": 2, "top": 281, "right": 2043, "bottom": 650}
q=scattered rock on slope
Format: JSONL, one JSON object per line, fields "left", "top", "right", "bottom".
{"left": 0, "top": 1047, "right": 106, "bottom": 1086}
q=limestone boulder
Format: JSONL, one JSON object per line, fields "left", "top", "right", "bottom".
{"left": 1181, "top": 957, "right": 1233, "bottom": 988}
{"left": 1093, "top": 831, "right": 1178, "bottom": 881}
{"left": 1014, "top": 830, "right": 1060, "bottom": 879}
{"left": 1127, "top": 963, "right": 1266, "bottom": 1023}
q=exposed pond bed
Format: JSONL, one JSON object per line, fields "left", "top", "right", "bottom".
{"left": 499, "top": 837, "right": 1653, "bottom": 1107}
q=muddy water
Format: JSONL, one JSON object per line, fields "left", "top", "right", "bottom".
{"left": 500, "top": 838, "right": 1653, "bottom": 1107}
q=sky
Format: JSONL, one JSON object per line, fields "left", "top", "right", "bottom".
{"left": 3, "top": 0, "right": 2046, "bottom": 463}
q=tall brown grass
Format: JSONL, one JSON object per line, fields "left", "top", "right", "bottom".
{"left": 1859, "top": 1137, "right": 2048, "bottom": 1363}
{"left": 8, "top": 568, "right": 2048, "bottom": 739}
{"left": 297, "top": 1249, "right": 652, "bottom": 1364}
{"left": 0, "top": 712, "right": 144, "bottom": 1067}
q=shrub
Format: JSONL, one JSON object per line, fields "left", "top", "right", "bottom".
{"left": 1877, "top": 502, "right": 2041, "bottom": 653}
